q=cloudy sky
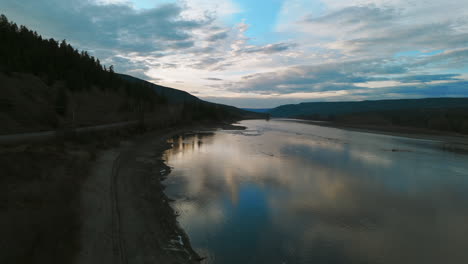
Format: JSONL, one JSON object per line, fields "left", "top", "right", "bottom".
{"left": 1, "top": 0, "right": 468, "bottom": 107}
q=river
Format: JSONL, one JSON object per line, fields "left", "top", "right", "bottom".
{"left": 163, "top": 119, "right": 468, "bottom": 264}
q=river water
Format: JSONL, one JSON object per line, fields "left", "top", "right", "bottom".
{"left": 163, "top": 119, "right": 468, "bottom": 264}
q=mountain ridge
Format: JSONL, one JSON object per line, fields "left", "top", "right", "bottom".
{"left": 268, "top": 97, "right": 468, "bottom": 134}
{"left": 269, "top": 97, "right": 468, "bottom": 117}
{"left": 118, "top": 74, "right": 200, "bottom": 104}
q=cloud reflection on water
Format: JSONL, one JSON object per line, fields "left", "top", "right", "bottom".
{"left": 163, "top": 120, "right": 468, "bottom": 264}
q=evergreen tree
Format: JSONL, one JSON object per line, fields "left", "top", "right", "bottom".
{"left": 0, "top": 14, "right": 167, "bottom": 106}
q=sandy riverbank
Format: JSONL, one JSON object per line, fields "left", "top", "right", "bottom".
{"left": 0, "top": 121, "right": 245, "bottom": 264}
{"left": 287, "top": 119, "right": 468, "bottom": 153}
{"left": 74, "top": 128, "right": 200, "bottom": 264}
{"left": 75, "top": 123, "right": 246, "bottom": 264}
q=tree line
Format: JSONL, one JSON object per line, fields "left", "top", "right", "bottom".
{"left": 0, "top": 14, "right": 256, "bottom": 126}
{"left": 0, "top": 14, "right": 166, "bottom": 109}
{"left": 299, "top": 108, "right": 468, "bottom": 134}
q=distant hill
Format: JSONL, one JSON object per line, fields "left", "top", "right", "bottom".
{"left": 241, "top": 108, "right": 272, "bottom": 113}
{"left": 269, "top": 98, "right": 468, "bottom": 118}
{"left": 118, "top": 74, "right": 200, "bottom": 104}
{"left": 118, "top": 74, "right": 266, "bottom": 120}
{"left": 268, "top": 98, "right": 468, "bottom": 134}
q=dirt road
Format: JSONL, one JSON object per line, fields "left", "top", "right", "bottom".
{"left": 0, "top": 121, "right": 138, "bottom": 144}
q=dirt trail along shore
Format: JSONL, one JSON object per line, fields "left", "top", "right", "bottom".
{"left": 74, "top": 130, "right": 200, "bottom": 264}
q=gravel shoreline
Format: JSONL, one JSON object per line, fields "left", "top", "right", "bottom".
{"left": 75, "top": 123, "right": 246, "bottom": 264}
{"left": 0, "top": 121, "right": 245, "bottom": 264}
{"left": 284, "top": 119, "right": 468, "bottom": 154}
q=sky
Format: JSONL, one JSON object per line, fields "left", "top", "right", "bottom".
{"left": 1, "top": 0, "right": 468, "bottom": 108}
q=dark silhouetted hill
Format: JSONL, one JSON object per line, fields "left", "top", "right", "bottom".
{"left": 241, "top": 108, "right": 272, "bottom": 113}
{"left": 0, "top": 14, "right": 262, "bottom": 134}
{"left": 118, "top": 74, "right": 266, "bottom": 120}
{"left": 269, "top": 98, "right": 468, "bottom": 134}
{"left": 118, "top": 74, "right": 199, "bottom": 104}
{"left": 269, "top": 98, "right": 468, "bottom": 118}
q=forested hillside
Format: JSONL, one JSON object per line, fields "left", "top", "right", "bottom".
{"left": 0, "top": 15, "right": 160, "bottom": 102}
{"left": 0, "top": 14, "right": 258, "bottom": 134}
{"left": 120, "top": 74, "right": 264, "bottom": 121}
{"left": 269, "top": 98, "right": 468, "bottom": 118}
{"left": 269, "top": 98, "right": 468, "bottom": 134}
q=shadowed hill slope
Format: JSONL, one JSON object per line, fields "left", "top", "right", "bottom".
{"left": 118, "top": 74, "right": 266, "bottom": 120}
{"left": 0, "top": 14, "right": 263, "bottom": 135}
{"left": 269, "top": 98, "right": 468, "bottom": 118}
{"left": 118, "top": 74, "right": 199, "bottom": 104}
{"left": 269, "top": 98, "right": 468, "bottom": 134}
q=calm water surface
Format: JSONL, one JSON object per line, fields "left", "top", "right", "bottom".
{"left": 163, "top": 119, "right": 468, "bottom": 264}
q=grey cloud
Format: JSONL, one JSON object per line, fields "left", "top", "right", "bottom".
{"left": 189, "top": 57, "right": 225, "bottom": 70}
{"left": 397, "top": 74, "right": 461, "bottom": 83}
{"left": 243, "top": 42, "right": 298, "bottom": 54}
{"left": 231, "top": 59, "right": 408, "bottom": 94}
{"left": 344, "top": 23, "right": 468, "bottom": 54}
{"left": 205, "top": 78, "right": 224, "bottom": 81}
{"left": 303, "top": 5, "right": 468, "bottom": 55}
{"left": 190, "top": 47, "right": 216, "bottom": 54}
{"left": 211, "top": 63, "right": 233, "bottom": 71}
{"left": 0, "top": 0, "right": 211, "bottom": 55}
{"left": 229, "top": 54, "right": 468, "bottom": 101}
{"left": 364, "top": 73, "right": 463, "bottom": 84}
{"left": 207, "top": 31, "right": 229, "bottom": 42}
{"left": 162, "top": 63, "right": 178, "bottom": 69}
{"left": 410, "top": 48, "right": 468, "bottom": 69}
{"left": 305, "top": 5, "right": 398, "bottom": 30}
{"left": 170, "top": 41, "right": 195, "bottom": 49}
